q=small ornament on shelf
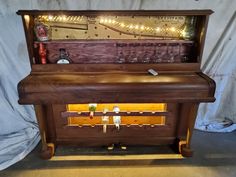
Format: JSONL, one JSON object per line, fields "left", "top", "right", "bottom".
{"left": 113, "top": 106, "right": 121, "bottom": 131}
{"left": 102, "top": 108, "right": 109, "bottom": 133}
{"left": 88, "top": 103, "right": 97, "bottom": 119}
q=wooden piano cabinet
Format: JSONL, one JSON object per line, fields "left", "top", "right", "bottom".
{"left": 17, "top": 10, "right": 215, "bottom": 159}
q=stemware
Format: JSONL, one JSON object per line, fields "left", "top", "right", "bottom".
{"left": 116, "top": 43, "right": 126, "bottom": 63}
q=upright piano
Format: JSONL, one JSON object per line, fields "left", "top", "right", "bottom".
{"left": 17, "top": 10, "right": 215, "bottom": 159}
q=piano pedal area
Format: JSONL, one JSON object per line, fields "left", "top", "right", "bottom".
{"left": 107, "top": 143, "right": 127, "bottom": 151}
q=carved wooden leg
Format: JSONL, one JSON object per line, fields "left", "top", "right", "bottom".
{"left": 40, "top": 143, "right": 55, "bottom": 159}
{"left": 34, "top": 105, "right": 55, "bottom": 159}
{"left": 179, "top": 103, "right": 199, "bottom": 157}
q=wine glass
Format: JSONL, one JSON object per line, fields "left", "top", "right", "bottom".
{"left": 167, "top": 44, "right": 175, "bottom": 63}
{"left": 152, "top": 43, "right": 162, "bottom": 63}
{"left": 127, "top": 43, "right": 138, "bottom": 63}
{"left": 116, "top": 43, "right": 126, "bottom": 63}
{"left": 142, "top": 43, "right": 152, "bottom": 63}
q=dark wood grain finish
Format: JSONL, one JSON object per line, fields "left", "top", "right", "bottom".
{"left": 61, "top": 111, "right": 169, "bottom": 118}
{"left": 18, "top": 72, "right": 214, "bottom": 104}
{"left": 17, "top": 10, "right": 214, "bottom": 16}
{"left": 31, "top": 63, "right": 202, "bottom": 73}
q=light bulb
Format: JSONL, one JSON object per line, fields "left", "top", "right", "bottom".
{"left": 48, "top": 15, "right": 53, "bottom": 21}
{"left": 62, "top": 15, "right": 67, "bottom": 21}
{"left": 171, "top": 27, "right": 176, "bottom": 32}
{"left": 129, "top": 24, "right": 134, "bottom": 29}
{"left": 156, "top": 27, "right": 160, "bottom": 32}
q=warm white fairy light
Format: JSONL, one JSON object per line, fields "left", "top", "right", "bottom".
{"left": 129, "top": 24, "right": 134, "bottom": 29}
{"left": 171, "top": 27, "right": 176, "bottom": 32}
{"left": 58, "top": 16, "right": 62, "bottom": 21}
{"left": 62, "top": 15, "right": 67, "bottom": 21}
{"left": 120, "top": 23, "right": 125, "bottom": 27}
{"left": 48, "top": 15, "right": 53, "bottom": 21}
{"left": 97, "top": 16, "right": 183, "bottom": 37}
{"left": 156, "top": 27, "right": 160, "bottom": 32}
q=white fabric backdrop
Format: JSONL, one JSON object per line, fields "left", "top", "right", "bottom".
{"left": 0, "top": 0, "right": 236, "bottom": 170}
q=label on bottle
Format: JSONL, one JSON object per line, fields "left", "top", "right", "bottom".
{"left": 57, "top": 59, "right": 70, "bottom": 64}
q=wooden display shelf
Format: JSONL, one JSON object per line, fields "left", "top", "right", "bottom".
{"left": 61, "top": 111, "right": 169, "bottom": 117}
{"left": 66, "top": 124, "right": 166, "bottom": 128}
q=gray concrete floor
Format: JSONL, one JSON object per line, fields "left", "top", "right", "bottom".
{"left": 1, "top": 130, "right": 236, "bottom": 177}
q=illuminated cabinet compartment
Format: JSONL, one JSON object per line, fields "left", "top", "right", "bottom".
{"left": 52, "top": 103, "right": 178, "bottom": 147}
{"left": 66, "top": 103, "right": 166, "bottom": 126}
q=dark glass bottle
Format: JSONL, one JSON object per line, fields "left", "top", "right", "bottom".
{"left": 57, "top": 48, "right": 71, "bottom": 64}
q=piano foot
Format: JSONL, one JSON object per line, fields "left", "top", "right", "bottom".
{"left": 40, "top": 143, "right": 55, "bottom": 159}
{"left": 179, "top": 140, "right": 193, "bottom": 157}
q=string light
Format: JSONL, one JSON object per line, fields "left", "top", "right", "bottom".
{"left": 98, "top": 17, "right": 181, "bottom": 35}
{"left": 38, "top": 15, "right": 183, "bottom": 37}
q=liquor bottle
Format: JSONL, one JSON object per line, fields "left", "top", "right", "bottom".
{"left": 57, "top": 48, "right": 71, "bottom": 64}
{"left": 39, "top": 43, "right": 47, "bottom": 64}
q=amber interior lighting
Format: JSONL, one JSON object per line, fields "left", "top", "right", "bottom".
{"left": 67, "top": 103, "right": 167, "bottom": 126}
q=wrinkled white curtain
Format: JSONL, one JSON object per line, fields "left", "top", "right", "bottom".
{"left": 196, "top": 11, "right": 236, "bottom": 132}
{"left": 0, "top": 0, "right": 236, "bottom": 170}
